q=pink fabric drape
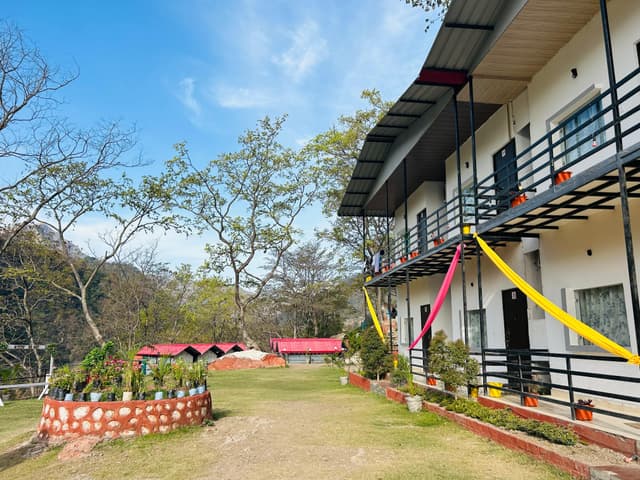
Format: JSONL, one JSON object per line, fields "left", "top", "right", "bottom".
{"left": 408, "top": 243, "right": 462, "bottom": 350}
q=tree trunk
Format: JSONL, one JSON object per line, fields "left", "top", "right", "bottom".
{"left": 80, "top": 287, "right": 105, "bottom": 345}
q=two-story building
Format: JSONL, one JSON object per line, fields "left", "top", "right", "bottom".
{"left": 339, "top": 0, "right": 640, "bottom": 415}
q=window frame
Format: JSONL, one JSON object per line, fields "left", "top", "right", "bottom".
{"left": 562, "top": 283, "right": 631, "bottom": 351}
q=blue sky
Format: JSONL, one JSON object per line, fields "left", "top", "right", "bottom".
{"left": 4, "top": 1, "right": 439, "bottom": 267}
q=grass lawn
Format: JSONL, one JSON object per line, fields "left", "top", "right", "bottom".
{"left": 0, "top": 366, "right": 572, "bottom": 479}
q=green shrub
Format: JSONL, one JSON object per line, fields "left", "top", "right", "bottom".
{"left": 428, "top": 330, "right": 479, "bottom": 390}
{"left": 438, "top": 395, "right": 577, "bottom": 445}
{"left": 360, "top": 327, "right": 392, "bottom": 380}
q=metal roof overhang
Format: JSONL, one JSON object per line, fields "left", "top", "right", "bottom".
{"left": 338, "top": 0, "right": 603, "bottom": 218}
{"left": 338, "top": 0, "right": 527, "bottom": 217}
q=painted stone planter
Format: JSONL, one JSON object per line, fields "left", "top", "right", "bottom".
{"left": 37, "top": 391, "right": 212, "bottom": 444}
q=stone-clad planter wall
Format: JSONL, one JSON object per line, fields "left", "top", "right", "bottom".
{"left": 37, "top": 392, "right": 212, "bottom": 444}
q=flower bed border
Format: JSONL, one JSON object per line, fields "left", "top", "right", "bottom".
{"left": 37, "top": 392, "right": 212, "bottom": 444}
{"left": 348, "top": 372, "right": 591, "bottom": 479}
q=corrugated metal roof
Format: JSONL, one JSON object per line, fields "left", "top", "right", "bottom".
{"left": 338, "top": 0, "right": 527, "bottom": 217}
{"left": 139, "top": 343, "right": 247, "bottom": 356}
{"left": 271, "top": 338, "right": 344, "bottom": 354}
{"left": 137, "top": 344, "right": 199, "bottom": 357}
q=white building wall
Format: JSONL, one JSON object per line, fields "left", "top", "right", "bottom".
{"left": 393, "top": 0, "right": 640, "bottom": 398}
{"left": 396, "top": 274, "right": 452, "bottom": 359}
{"left": 394, "top": 181, "right": 445, "bottom": 234}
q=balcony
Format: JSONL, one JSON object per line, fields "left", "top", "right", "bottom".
{"left": 367, "top": 67, "right": 640, "bottom": 287}
{"left": 476, "top": 66, "right": 640, "bottom": 238}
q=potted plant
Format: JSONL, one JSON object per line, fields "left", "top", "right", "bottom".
{"left": 428, "top": 330, "right": 479, "bottom": 396}
{"left": 51, "top": 365, "right": 75, "bottom": 400}
{"left": 152, "top": 356, "right": 172, "bottom": 399}
{"left": 523, "top": 383, "right": 539, "bottom": 407}
{"left": 405, "top": 380, "right": 423, "bottom": 413}
{"left": 575, "top": 399, "right": 594, "bottom": 421}
{"left": 122, "top": 361, "right": 135, "bottom": 401}
{"left": 554, "top": 170, "right": 572, "bottom": 185}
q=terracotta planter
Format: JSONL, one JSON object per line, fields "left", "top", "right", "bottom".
{"left": 433, "top": 238, "right": 444, "bottom": 247}
{"left": 510, "top": 193, "right": 528, "bottom": 208}
{"left": 523, "top": 396, "right": 538, "bottom": 407}
{"left": 554, "top": 170, "right": 572, "bottom": 185}
{"left": 575, "top": 407, "right": 593, "bottom": 421}
{"left": 400, "top": 256, "right": 407, "bottom": 263}
{"left": 427, "top": 377, "right": 437, "bottom": 386}
{"left": 410, "top": 250, "right": 419, "bottom": 259}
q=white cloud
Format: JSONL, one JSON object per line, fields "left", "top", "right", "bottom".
{"left": 272, "top": 20, "right": 328, "bottom": 83}
{"left": 177, "top": 77, "right": 202, "bottom": 117}
{"left": 214, "top": 85, "right": 276, "bottom": 109}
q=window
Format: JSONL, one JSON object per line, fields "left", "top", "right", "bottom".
{"left": 467, "top": 309, "right": 487, "bottom": 351}
{"left": 562, "top": 100, "right": 604, "bottom": 164}
{"left": 400, "top": 317, "right": 413, "bottom": 345}
{"left": 563, "top": 284, "right": 630, "bottom": 349}
{"left": 453, "top": 181, "right": 475, "bottom": 225}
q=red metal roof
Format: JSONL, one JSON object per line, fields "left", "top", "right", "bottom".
{"left": 138, "top": 343, "right": 246, "bottom": 356}
{"left": 270, "top": 338, "right": 343, "bottom": 354}
{"left": 136, "top": 344, "right": 198, "bottom": 356}
{"left": 214, "top": 342, "right": 246, "bottom": 353}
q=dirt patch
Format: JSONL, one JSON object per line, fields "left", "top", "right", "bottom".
{"left": 208, "top": 353, "right": 285, "bottom": 371}
{"left": 0, "top": 437, "right": 47, "bottom": 472}
{"left": 58, "top": 436, "right": 101, "bottom": 461}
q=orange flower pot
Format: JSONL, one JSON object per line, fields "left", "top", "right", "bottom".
{"left": 523, "top": 396, "right": 538, "bottom": 407}
{"left": 427, "top": 377, "right": 437, "bottom": 386}
{"left": 554, "top": 170, "right": 572, "bottom": 185}
{"left": 410, "top": 250, "right": 419, "bottom": 259}
{"left": 433, "top": 238, "right": 444, "bottom": 247}
{"left": 575, "top": 407, "right": 593, "bottom": 421}
{"left": 510, "top": 193, "right": 527, "bottom": 208}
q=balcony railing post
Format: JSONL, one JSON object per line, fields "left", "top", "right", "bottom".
{"left": 481, "top": 348, "right": 488, "bottom": 395}
{"left": 518, "top": 352, "right": 524, "bottom": 405}
{"left": 566, "top": 356, "right": 576, "bottom": 420}
{"left": 547, "top": 133, "right": 556, "bottom": 188}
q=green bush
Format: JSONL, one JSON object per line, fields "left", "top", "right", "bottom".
{"left": 360, "top": 327, "right": 392, "bottom": 380}
{"left": 428, "top": 330, "right": 479, "bottom": 390}
{"left": 439, "top": 396, "right": 577, "bottom": 446}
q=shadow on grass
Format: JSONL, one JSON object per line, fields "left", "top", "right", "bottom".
{"left": 0, "top": 438, "right": 47, "bottom": 473}
{"left": 212, "top": 408, "right": 234, "bottom": 421}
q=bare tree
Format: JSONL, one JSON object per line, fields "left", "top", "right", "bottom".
{"left": 0, "top": 22, "right": 83, "bottom": 251}
{"left": 18, "top": 142, "right": 177, "bottom": 345}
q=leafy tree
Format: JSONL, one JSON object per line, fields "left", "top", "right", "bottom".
{"left": 360, "top": 326, "right": 392, "bottom": 380}
{"left": 268, "top": 241, "right": 354, "bottom": 338}
{"left": 98, "top": 244, "right": 170, "bottom": 352}
{"left": 168, "top": 116, "right": 319, "bottom": 346}
{"left": 177, "top": 275, "right": 238, "bottom": 343}
{"left": 403, "top": 0, "right": 451, "bottom": 30}
{"left": 305, "top": 90, "right": 393, "bottom": 271}
{"left": 0, "top": 230, "right": 84, "bottom": 376}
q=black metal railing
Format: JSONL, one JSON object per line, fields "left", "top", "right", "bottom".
{"left": 476, "top": 66, "right": 640, "bottom": 221}
{"left": 372, "top": 67, "right": 640, "bottom": 279}
{"left": 482, "top": 348, "right": 640, "bottom": 423}
{"left": 378, "top": 193, "right": 471, "bottom": 274}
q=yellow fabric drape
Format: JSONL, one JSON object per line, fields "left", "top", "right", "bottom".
{"left": 475, "top": 234, "right": 640, "bottom": 365}
{"left": 363, "top": 287, "right": 385, "bottom": 342}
